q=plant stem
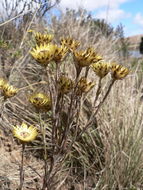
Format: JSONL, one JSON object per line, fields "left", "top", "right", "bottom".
{"left": 96, "top": 79, "right": 115, "bottom": 113}
{"left": 19, "top": 143, "right": 25, "bottom": 190}
{"left": 78, "top": 79, "right": 115, "bottom": 138}
{"left": 93, "top": 77, "right": 102, "bottom": 106}
{"left": 60, "top": 71, "right": 81, "bottom": 150}
{"left": 39, "top": 113, "right": 48, "bottom": 190}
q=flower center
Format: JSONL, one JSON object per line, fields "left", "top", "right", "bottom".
{"left": 20, "top": 131, "right": 30, "bottom": 138}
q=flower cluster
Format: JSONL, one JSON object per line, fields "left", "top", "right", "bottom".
{"left": 11, "top": 30, "right": 130, "bottom": 145}
{"left": 3, "top": 29, "right": 131, "bottom": 190}
{"left": 91, "top": 61, "right": 129, "bottom": 80}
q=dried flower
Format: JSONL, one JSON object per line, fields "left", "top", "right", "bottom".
{"left": 74, "top": 47, "right": 101, "bottom": 67}
{"left": 61, "top": 37, "right": 80, "bottom": 51}
{"left": 91, "top": 61, "right": 111, "bottom": 78}
{"left": 2, "top": 83, "right": 18, "bottom": 98}
{"left": 76, "top": 77, "right": 95, "bottom": 95}
{"left": 58, "top": 75, "right": 73, "bottom": 94}
{"left": 0, "top": 78, "right": 6, "bottom": 89}
{"left": 53, "top": 45, "right": 68, "bottom": 62}
{"left": 29, "top": 92, "right": 51, "bottom": 111}
{"left": 34, "top": 32, "right": 54, "bottom": 45}
{"left": 93, "top": 55, "right": 103, "bottom": 63}
{"left": 30, "top": 43, "right": 56, "bottom": 66}
{"left": 13, "top": 122, "right": 38, "bottom": 142}
{"left": 111, "top": 63, "right": 129, "bottom": 80}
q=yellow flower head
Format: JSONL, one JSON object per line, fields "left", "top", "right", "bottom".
{"left": 91, "top": 61, "right": 111, "bottom": 78}
{"left": 58, "top": 75, "right": 74, "bottom": 94}
{"left": 93, "top": 55, "right": 103, "bottom": 63}
{"left": 60, "top": 37, "right": 80, "bottom": 51}
{"left": 111, "top": 63, "right": 129, "bottom": 80}
{"left": 0, "top": 78, "right": 6, "bottom": 89}
{"left": 34, "top": 32, "right": 54, "bottom": 45}
{"left": 87, "top": 48, "right": 103, "bottom": 63}
{"left": 74, "top": 47, "right": 101, "bottom": 67}
{"left": 53, "top": 45, "right": 68, "bottom": 62}
{"left": 76, "top": 77, "right": 95, "bottom": 96}
{"left": 30, "top": 43, "right": 56, "bottom": 66}
{"left": 29, "top": 92, "right": 51, "bottom": 111}
{"left": 2, "top": 83, "right": 18, "bottom": 98}
{"left": 13, "top": 122, "right": 38, "bottom": 142}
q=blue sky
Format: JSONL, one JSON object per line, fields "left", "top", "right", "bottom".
{"left": 58, "top": 0, "right": 143, "bottom": 37}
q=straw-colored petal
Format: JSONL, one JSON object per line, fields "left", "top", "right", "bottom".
{"left": 2, "top": 83, "right": 18, "bottom": 98}
{"left": 13, "top": 122, "right": 38, "bottom": 142}
{"left": 0, "top": 78, "right": 6, "bottom": 89}
{"left": 60, "top": 37, "right": 80, "bottom": 51}
{"left": 91, "top": 61, "right": 111, "bottom": 78}
{"left": 53, "top": 45, "right": 68, "bottom": 62}
{"left": 35, "top": 32, "right": 54, "bottom": 45}
{"left": 29, "top": 92, "right": 51, "bottom": 111}
{"left": 58, "top": 75, "right": 74, "bottom": 94}
{"left": 111, "top": 63, "right": 129, "bottom": 80}
{"left": 74, "top": 47, "right": 103, "bottom": 67}
{"left": 76, "top": 77, "right": 95, "bottom": 95}
{"left": 30, "top": 43, "right": 56, "bottom": 66}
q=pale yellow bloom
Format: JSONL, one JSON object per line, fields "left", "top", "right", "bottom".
{"left": 91, "top": 61, "right": 111, "bottom": 78}
{"left": 13, "top": 122, "right": 38, "bottom": 142}
{"left": 60, "top": 37, "right": 80, "bottom": 51}
{"left": 74, "top": 47, "right": 102, "bottom": 67}
{"left": 76, "top": 77, "right": 95, "bottom": 95}
{"left": 34, "top": 32, "right": 54, "bottom": 45}
{"left": 111, "top": 63, "right": 129, "bottom": 80}
{"left": 2, "top": 83, "right": 18, "bottom": 98}
{"left": 0, "top": 78, "right": 6, "bottom": 89}
{"left": 30, "top": 43, "right": 56, "bottom": 66}
{"left": 53, "top": 45, "right": 68, "bottom": 62}
{"left": 58, "top": 75, "right": 73, "bottom": 94}
{"left": 29, "top": 92, "right": 51, "bottom": 111}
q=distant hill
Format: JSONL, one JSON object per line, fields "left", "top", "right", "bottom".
{"left": 126, "top": 34, "right": 143, "bottom": 49}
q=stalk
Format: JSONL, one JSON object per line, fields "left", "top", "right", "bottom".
{"left": 19, "top": 143, "right": 25, "bottom": 190}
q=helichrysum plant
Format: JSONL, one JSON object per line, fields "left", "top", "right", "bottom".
{"left": 34, "top": 32, "right": 54, "bottom": 45}
{"left": 0, "top": 79, "right": 18, "bottom": 99}
{"left": 0, "top": 78, "right": 6, "bottom": 89}
{"left": 4, "top": 30, "right": 129, "bottom": 190}
{"left": 29, "top": 92, "right": 52, "bottom": 111}
{"left": 91, "top": 61, "right": 111, "bottom": 78}
{"left": 2, "top": 83, "right": 18, "bottom": 98}
{"left": 13, "top": 122, "right": 38, "bottom": 143}
{"left": 111, "top": 62, "right": 130, "bottom": 80}
{"left": 13, "top": 122, "right": 38, "bottom": 190}
{"left": 57, "top": 75, "right": 74, "bottom": 95}
{"left": 60, "top": 37, "right": 80, "bottom": 51}
{"left": 76, "top": 77, "right": 95, "bottom": 96}
{"left": 30, "top": 43, "right": 56, "bottom": 66}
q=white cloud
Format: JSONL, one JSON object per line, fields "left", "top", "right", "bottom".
{"left": 95, "top": 8, "right": 130, "bottom": 23}
{"left": 58, "top": 0, "right": 131, "bottom": 24}
{"left": 59, "top": 0, "right": 130, "bottom": 11}
{"left": 134, "top": 13, "right": 143, "bottom": 27}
